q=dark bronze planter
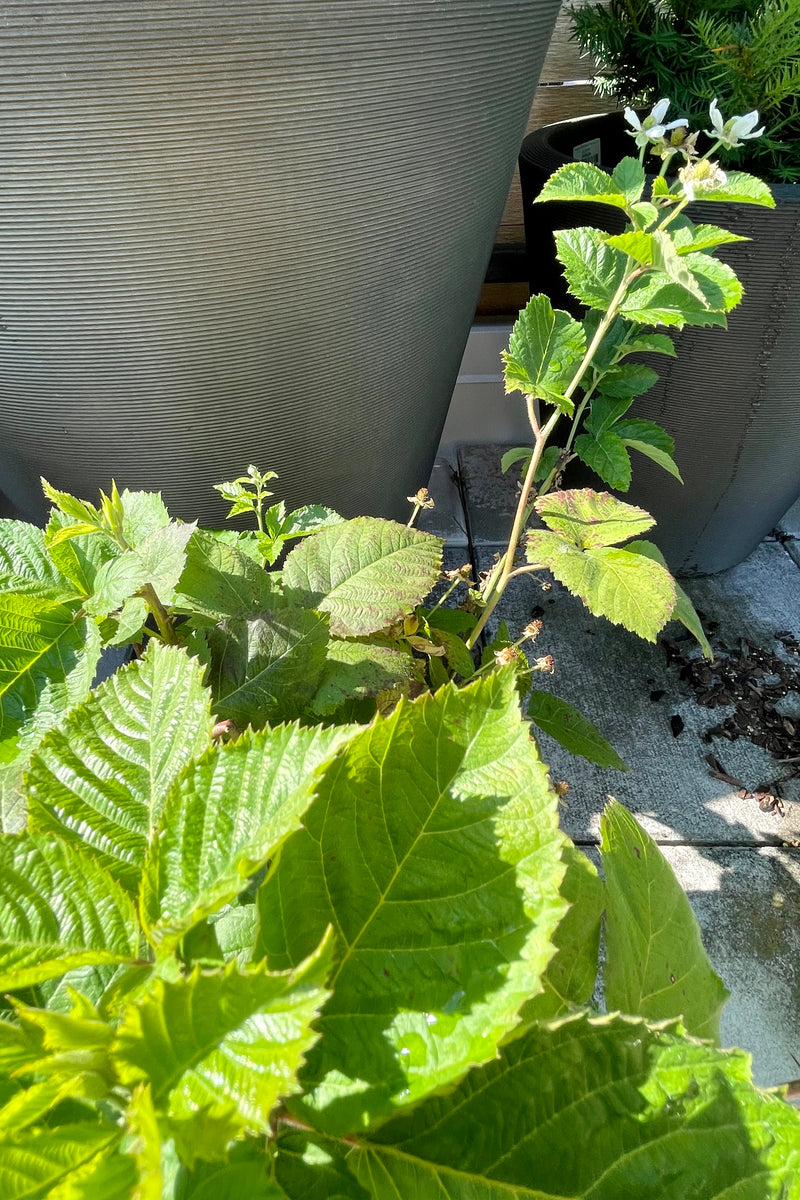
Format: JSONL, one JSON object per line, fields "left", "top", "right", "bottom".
{"left": 0, "top": 1, "right": 561, "bottom": 526}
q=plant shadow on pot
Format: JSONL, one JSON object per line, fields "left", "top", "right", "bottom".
{"left": 519, "top": 111, "right": 800, "bottom": 576}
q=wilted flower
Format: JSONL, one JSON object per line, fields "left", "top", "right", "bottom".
{"left": 678, "top": 157, "right": 728, "bottom": 201}
{"left": 706, "top": 100, "right": 765, "bottom": 150}
{"left": 494, "top": 645, "right": 522, "bottom": 668}
{"left": 523, "top": 619, "right": 544, "bottom": 641}
{"left": 406, "top": 487, "right": 435, "bottom": 510}
{"left": 444, "top": 562, "right": 473, "bottom": 583}
{"left": 533, "top": 654, "right": 556, "bottom": 674}
{"left": 624, "top": 99, "right": 688, "bottom": 149}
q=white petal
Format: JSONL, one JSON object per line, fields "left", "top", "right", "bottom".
{"left": 664, "top": 118, "right": 689, "bottom": 131}
{"left": 709, "top": 99, "right": 724, "bottom": 133}
{"left": 624, "top": 106, "right": 642, "bottom": 131}
{"left": 651, "top": 98, "right": 670, "bottom": 124}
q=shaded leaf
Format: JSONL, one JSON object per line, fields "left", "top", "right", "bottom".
{"left": 353, "top": 1011, "right": 800, "bottom": 1200}
{"left": 573, "top": 431, "right": 632, "bottom": 491}
{"left": 257, "top": 672, "right": 568, "bottom": 1134}
{"left": 527, "top": 689, "right": 627, "bottom": 770}
{"left": 174, "top": 530, "right": 281, "bottom": 623}
{"left": 275, "top": 1129, "right": 368, "bottom": 1200}
{"left": 282, "top": 518, "right": 442, "bottom": 637}
{"left": 501, "top": 446, "right": 533, "bottom": 475}
{"left": 175, "top": 1140, "right": 283, "bottom": 1200}
{"left": 206, "top": 608, "right": 329, "bottom": 727}
{"left": 601, "top": 799, "right": 729, "bottom": 1041}
{"left": 112, "top": 939, "right": 333, "bottom": 1137}
{"left": 27, "top": 642, "right": 212, "bottom": 892}
{"left": 309, "top": 639, "right": 416, "bottom": 718}
{"left": 597, "top": 363, "right": 659, "bottom": 401}
{"left": 0, "top": 835, "right": 140, "bottom": 991}
{"left": 625, "top": 542, "right": 713, "bottom": 659}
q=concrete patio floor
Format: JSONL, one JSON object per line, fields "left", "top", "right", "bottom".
{"left": 422, "top": 448, "right": 800, "bottom": 1091}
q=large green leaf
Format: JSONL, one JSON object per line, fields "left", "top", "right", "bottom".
{"left": 0, "top": 1122, "right": 126, "bottom": 1200}
{"left": 601, "top": 800, "right": 729, "bottom": 1041}
{"left": 0, "top": 835, "right": 140, "bottom": 991}
{"left": 525, "top": 531, "right": 676, "bottom": 643}
{"left": 555, "top": 228, "right": 628, "bottom": 310}
{"left": 533, "top": 489, "right": 655, "bottom": 548}
{"left": 671, "top": 222, "right": 750, "bottom": 255}
{"left": 257, "top": 671, "right": 568, "bottom": 1133}
{"left": 625, "top": 541, "right": 712, "bottom": 658}
{"left": 502, "top": 294, "right": 586, "bottom": 413}
{"left": 141, "top": 722, "right": 357, "bottom": 951}
{"left": 516, "top": 844, "right": 604, "bottom": 1025}
{"left": 612, "top": 157, "right": 646, "bottom": 205}
{"left": 573, "top": 430, "right": 632, "bottom": 491}
{"left": 527, "top": 689, "right": 627, "bottom": 771}
{"left": 112, "top": 938, "right": 332, "bottom": 1137}
{"left": 536, "top": 161, "right": 629, "bottom": 209}
{"left": 690, "top": 170, "right": 775, "bottom": 208}
{"left": 174, "top": 530, "right": 282, "bottom": 623}
{"left": 596, "top": 363, "right": 659, "bottom": 401}
{"left": 206, "top": 607, "right": 330, "bottom": 726}
{"left": 0, "top": 593, "right": 100, "bottom": 794}
{"left": 309, "top": 638, "right": 416, "bottom": 717}
{"left": 348, "top": 1012, "right": 800, "bottom": 1199}
{"left": 282, "top": 518, "right": 443, "bottom": 637}
{"left": 26, "top": 642, "right": 212, "bottom": 893}
{"left": 620, "top": 274, "right": 728, "bottom": 329}
{"left": 0, "top": 520, "right": 76, "bottom": 599}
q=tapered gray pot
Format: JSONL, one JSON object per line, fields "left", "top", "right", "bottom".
{"left": 0, "top": 0, "right": 561, "bottom": 526}
{"left": 519, "top": 113, "right": 800, "bottom": 575}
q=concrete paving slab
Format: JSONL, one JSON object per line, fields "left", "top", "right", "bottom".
{"left": 472, "top": 544, "right": 800, "bottom": 846}
{"left": 778, "top": 497, "right": 800, "bottom": 540}
{"left": 458, "top": 443, "right": 521, "bottom": 546}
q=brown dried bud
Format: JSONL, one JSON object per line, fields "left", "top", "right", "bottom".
{"left": 494, "top": 646, "right": 521, "bottom": 668}
{"left": 406, "top": 487, "right": 435, "bottom": 510}
{"left": 445, "top": 562, "right": 473, "bottom": 583}
{"left": 533, "top": 654, "right": 555, "bottom": 674}
{"left": 211, "top": 719, "right": 239, "bottom": 740}
{"left": 541, "top": 581, "right": 552, "bottom": 592}
{"left": 523, "top": 619, "right": 543, "bottom": 642}
{"left": 554, "top": 780, "right": 570, "bottom": 797}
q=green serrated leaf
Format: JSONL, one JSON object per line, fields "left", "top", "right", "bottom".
{"left": 174, "top": 529, "right": 282, "bottom": 623}
{"left": 206, "top": 607, "right": 330, "bottom": 727}
{"left": 44, "top": 512, "right": 122, "bottom": 599}
{"left": 282, "top": 518, "right": 442, "bottom": 638}
{"left": 515, "top": 844, "right": 604, "bottom": 1025}
{"left": 601, "top": 799, "right": 729, "bottom": 1040}
{"left": 0, "top": 520, "right": 75, "bottom": 599}
{"left": 527, "top": 689, "right": 627, "bottom": 770}
{"left": 533, "top": 488, "right": 656, "bottom": 548}
{"left": 620, "top": 273, "right": 728, "bottom": 329}
{"left": 691, "top": 170, "right": 775, "bottom": 208}
{"left": 119, "top": 490, "right": 172, "bottom": 545}
{"left": 526, "top": 530, "right": 676, "bottom": 642}
{"left": 501, "top": 446, "right": 533, "bottom": 476}
{"left": 502, "top": 295, "right": 585, "bottom": 413}
{"left": 574, "top": 431, "right": 632, "bottom": 491}
{"left": 126, "top": 1083, "right": 164, "bottom": 1200}
{"left": 112, "top": 938, "right": 333, "bottom": 1137}
{"left": 26, "top": 642, "right": 212, "bottom": 893}
{"left": 275, "top": 1129, "right": 368, "bottom": 1200}
{"left": 175, "top": 1140, "right": 283, "bottom": 1200}
{"left": 625, "top": 542, "right": 713, "bottom": 659}
{"left": 108, "top": 596, "right": 149, "bottom": 646}
{"left": 584, "top": 396, "right": 633, "bottom": 436}
{"left": 684, "top": 252, "right": 743, "bottom": 312}
{"left": 555, "top": 227, "right": 628, "bottom": 310}
{"left": 620, "top": 331, "right": 676, "bottom": 357}
{"left": 671, "top": 221, "right": 750, "bottom": 255}
{"left": 352, "top": 1011, "right": 800, "bottom": 1199}
{"left": 83, "top": 551, "right": 149, "bottom": 619}
{"left": 623, "top": 439, "right": 683, "bottom": 482}
{"left": 605, "top": 228, "right": 655, "bottom": 264}
{"left": 536, "top": 160, "right": 627, "bottom": 209}
{"left": 132, "top": 521, "right": 196, "bottom": 605}
{"left": 630, "top": 200, "right": 658, "bottom": 229}
{"left": 0, "top": 835, "right": 139, "bottom": 991}
{"left": 257, "top": 672, "right": 568, "bottom": 1134}
{"left": 597, "top": 363, "right": 660, "bottom": 401}
{"left": 613, "top": 417, "right": 674, "bottom": 456}
{"left": 651, "top": 230, "right": 709, "bottom": 306}
{"left": 141, "top": 723, "right": 356, "bottom": 950}
{"left": 41, "top": 481, "right": 101, "bottom": 529}
{"left": 612, "top": 156, "right": 645, "bottom": 205}
{"left": 0, "top": 1122, "right": 126, "bottom": 1200}
{"left": 309, "top": 639, "right": 415, "bottom": 718}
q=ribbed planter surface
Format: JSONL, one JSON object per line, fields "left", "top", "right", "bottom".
{"left": 0, "top": 1, "right": 560, "bottom": 525}
{"left": 519, "top": 115, "right": 800, "bottom": 575}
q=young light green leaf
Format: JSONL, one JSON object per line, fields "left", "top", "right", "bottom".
{"left": 612, "top": 156, "right": 645, "bottom": 205}
{"left": 119, "top": 490, "right": 171, "bottom": 544}
{"left": 651, "top": 230, "right": 709, "bottom": 306}
{"left": 535, "top": 160, "right": 628, "bottom": 209}
{"left": 108, "top": 595, "right": 149, "bottom": 646}
{"left": 141, "top": 723, "right": 356, "bottom": 950}
{"left": 126, "top": 1083, "right": 165, "bottom": 1200}
{"left": 613, "top": 417, "right": 674, "bottom": 456}
{"left": 502, "top": 294, "right": 586, "bottom": 413}
{"left": 500, "top": 446, "right": 533, "bottom": 475}
{"left": 625, "top": 541, "right": 713, "bottom": 659}
{"left": 257, "top": 672, "right": 569, "bottom": 1134}
{"left": 112, "top": 938, "right": 333, "bottom": 1137}
{"left": 574, "top": 430, "right": 632, "bottom": 491}
{"left": 351, "top": 1011, "right": 800, "bottom": 1200}
{"left": 41, "top": 480, "right": 101, "bottom": 529}
{"left": 534, "top": 488, "right": 656, "bottom": 548}
{"left": 604, "top": 228, "right": 655, "bottom": 264}
{"left": 526, "top": 530, "right": 676, "bottom": 642}
{"left": 44, "top": 511, "right": 122, "bottom": 599}
{"left": 132, "top": 521, "right": 196, "bottom": 604}
{"left": 27, "top": 642, "right": 212, "bottom": 893}
{"left": 527, "top": 689, "right": 627, "bottom": 770}
{"left": 630, "top": 200, "right": 658, "bottom": 228}
{"left": 691, "top": 170, "right": 775, "bottom": 208}
{"left": 515, "top": 844, "right": 604, "bottom": 1025}
{"left": 671, "top": 222, "right": 750, "bottom": 255}
{"left": 601, "top": 799, "right": 729, "bottom": 1040}
{"left": 0, "top": 1122, "right": 126, "bottom": 1200}
{"left": 83, "top": 551, "right": 149, "bottom": 619}
{"left": 555, "top": 227, "right": 628, "bottom": 310}
{"left": 282, "top": 518, "right": 443, "bottom": 638}
{"left": 206, "top": 607, "right": 330, "bottom": 727}
{"left": 0, "top": 835, "right": 140, "bottom": 990}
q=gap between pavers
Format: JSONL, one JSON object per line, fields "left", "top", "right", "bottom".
{"left": 449, "top": 443, "right": 800, "bottom": 1089}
